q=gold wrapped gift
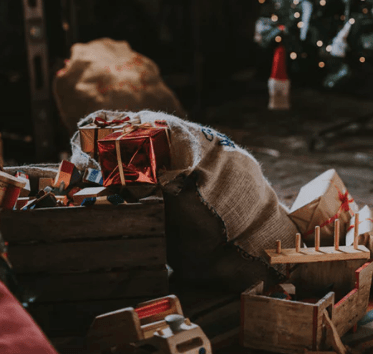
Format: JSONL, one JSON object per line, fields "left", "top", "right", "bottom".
{"left": 79, "top": 117, "right": 130, "bottom": 159}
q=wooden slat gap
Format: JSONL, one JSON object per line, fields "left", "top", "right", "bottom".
{"left": 8, "top": 233, "right": 165, "bottom": 246}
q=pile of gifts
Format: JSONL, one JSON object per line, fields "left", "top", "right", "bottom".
{"left": 0, "top": 117, "right": 171, "bottom": 210}
{"left": 289, "top": 168, "right": 373, "bottom": 252}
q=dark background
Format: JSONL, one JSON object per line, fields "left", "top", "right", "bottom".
{"left": 2, "top": 0, "right": 373, "bottom": 165}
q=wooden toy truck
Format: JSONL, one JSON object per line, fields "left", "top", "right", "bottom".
{"left": 87, "top": 295, "right": 212, "bottom": 354}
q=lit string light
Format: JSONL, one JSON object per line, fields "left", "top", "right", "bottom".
{"left": 297, "top": 21, "right": 304, "bottom": 28}
{"left": 290, "top": 52, "right": 297, "bottom": 59}
{"left": 320, "top": 0, "right": 326, "bottom": 5}
{"left": 360, "top": 57, "right": 366, "bottom": 63}
{"left": 319, "top": 62, "right": 325, "bottom": 68}
{"left": 326, "top": 45, "right": 332, "bottom": 52}
{"left": 294, "top": 12, "right": 300, "bottom": 18}
{"left": 317, "top": 40, "right": 323, "bottom": 47}
{"left": 271, "top": 14, "right": 278, "bottom": 22}
{"left": 275, "top": 36, "right": 282, "bottom": 42}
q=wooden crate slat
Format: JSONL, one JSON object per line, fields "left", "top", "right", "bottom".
{"left": 18, "top": 267, "right": 168, "bottom": 302}
{"left": 0, "top": 201, "right": 165, "bottom": 243}
{"left": 9, "top": 237, "right": 166, "bottom": 273}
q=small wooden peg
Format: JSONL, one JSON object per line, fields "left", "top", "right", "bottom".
{"left": 315, "top": 226, "right": 320, "bottom": 251}
{"left": 296, "top": 233, "right": 301, "bottom": 253}
{"left": 276, "top": 240, "right": 281, "bottom": 254}
{"left": 354, "top": 213, "right": 359, "bottom": 250}
{"left": 334, "top": 219, "right": 340, "bottom": 251}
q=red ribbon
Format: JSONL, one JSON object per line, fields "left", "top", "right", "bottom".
{"left": 94, "top": 116, "right": 130, "bottom": 128}
{"left": 347, "top": 218, "right": 373, "bottom": 232}
{"left": 303, "top": 189, "right": 354, "bottom": 237}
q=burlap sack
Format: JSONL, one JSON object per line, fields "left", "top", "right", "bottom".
{"left": 71, "top": 110, "right": 298, "bottom": 291}
{"left": 53, "top": 38, "right": 185, "bottom": 136}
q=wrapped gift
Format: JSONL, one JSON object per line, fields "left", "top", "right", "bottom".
{"left": 16, "top": 197, "right": 34, "bottom": 210}
{"left": 289, "top": 169, "right": 358, "bottom": 247}
{"left": 97, "top": 123, "right": 170, "bottom": 186}
{"left": 80, "top": 117, "right": 130, "bottom": 159}
{"left": 39, "top": 178, "right": 54, "bottom": 191}
{"left": 0, "top": 171, "right": 26, "bottom": 209}
{"left": 54, "top": 160, "right": 81, "bottom": 190}
{"left": 346, "top": 205, "right": 373, "bottom": 252}
{"left": 72, "top": 187, "right": 110, "bottom": 206}
{"left": 15, "top": 171, "right": 31, "bottom": 197}
{"left": 83, "top": 168, "right": 103, "bottom": 186}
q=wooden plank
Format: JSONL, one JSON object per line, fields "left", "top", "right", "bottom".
{"left": 266, "top": 245, "right": 370, "bottom": 264}
{"left": 324, "top": 310, "right": 347, "bottom": 354}
{"left": 0, "top": 201, "right": 165, "bottom": 243}
{"left": 290, "top": 260, "right": 366, "bottom": 302}
{"left": 314, "top": 292, "right": 335, "bottom": 351}
{"left": 241, "top": 293, "right": 315, "bottom": 353}
{"left": 9, "top": 237, "right": 166, "bottom": 273}
{"left": 333, "top": 261, "right": 373, "bottom": 337}
{"left": 17, "top": 267, "right": 168, "bottom": 302}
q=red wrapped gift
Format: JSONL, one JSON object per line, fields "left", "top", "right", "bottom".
{"left": 97, "top": 123, "right": 170, "bottom": 186}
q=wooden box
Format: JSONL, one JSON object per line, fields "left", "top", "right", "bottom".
{"left": 0, "top": 195, "right": 168, "bottom": 337}
{"left": 241, "top": 260, "right": 373, "bottom": 354}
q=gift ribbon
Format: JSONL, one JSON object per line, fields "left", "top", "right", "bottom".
{"left": 303, "top": 186, "right": 355, "bottom": 238}
{"left": 91, "top": 116, "right": 130, "bottom": 159}
{"left": 114, "top": 122, "right": 171, "bottom": 186}
{"left": 347, "top": 218, "right": 373, "bottom": 232}
{"left": 94, "top": 116, "right": 130, "bottom": 128}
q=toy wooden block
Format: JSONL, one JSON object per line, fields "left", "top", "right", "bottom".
{"left": 87, "top": 295, "right": 212, "bottom": 354}
{"left": 266, "top": 218, "right": 370, "bottom": 264}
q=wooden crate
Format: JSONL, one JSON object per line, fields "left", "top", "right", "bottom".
{"left": 241, "top": 260, "right": 373, "bottom": 354}
{"left": 0, "top": 196, "right": 168, "bottom": 337}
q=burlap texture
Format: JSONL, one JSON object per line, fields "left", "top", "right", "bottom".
{"left": 53, "top": 38, "right": 185, "bottom": 135}
{"left": 137, "top": 111, "right": 299, "bottom": 260}
{"left": 71, "top": 110, "right": 298, "bottom": 286}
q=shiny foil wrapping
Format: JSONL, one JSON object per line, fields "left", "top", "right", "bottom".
{"left": 97, "top": 127, "right": 170, "bottom": 186}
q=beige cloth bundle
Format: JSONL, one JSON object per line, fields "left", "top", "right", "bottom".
{"left": 53, "top": 38, "right": 185, "bottom": 135}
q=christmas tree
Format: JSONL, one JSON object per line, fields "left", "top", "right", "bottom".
{"left": 254, "top": 0, "right": 373, "bottom": 94}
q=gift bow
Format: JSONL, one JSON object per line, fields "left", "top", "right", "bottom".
{"left": 94, "top": 116, "right": 130, "bottom": 128}
{"left": 114, "top": 122, "right": 170, "bottom": 186}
